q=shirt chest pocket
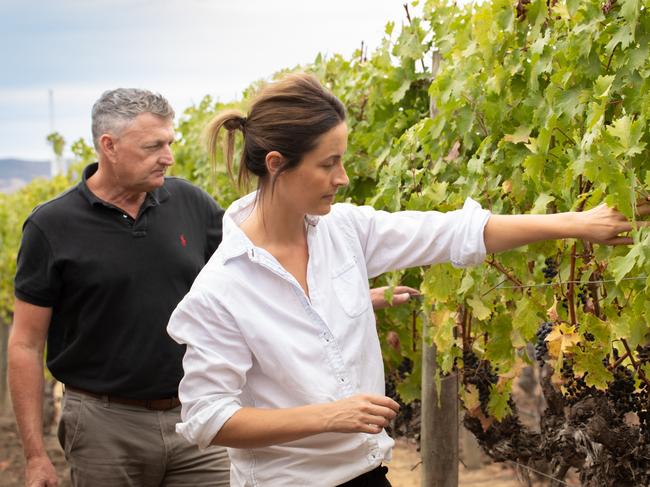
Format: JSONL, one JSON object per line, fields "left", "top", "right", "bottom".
{"left": 331, "top": 257, "right": 369, "bottom": 318}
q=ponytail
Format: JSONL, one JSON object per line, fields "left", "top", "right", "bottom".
{"left": 204, "top": 110, "right": 248, "bottom": 191}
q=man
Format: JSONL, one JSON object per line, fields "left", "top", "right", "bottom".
{"left": 8, "top": 88, "right": 417, "bottom": 487}
{"left": 9, "top": 88, "right": 229, "bottom": 487}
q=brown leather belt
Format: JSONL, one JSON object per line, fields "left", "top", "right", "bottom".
{"left": 66, "top": 386, "right": 181, "bottom": 411}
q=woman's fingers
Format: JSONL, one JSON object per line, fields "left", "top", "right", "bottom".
{"left": 581, "top": 202, "right": 650, "bottom": 245}
{"left": 326, "top": 394, "right": 400, "bottom": 434}
{"left": 364, "top": 394, "right": 400, "bottom": 413}
{"left": 370, "top": 286, "right": 420, "bottom": 310}
{"left": 392, "top": 286, "right": 421, "bottom": 296}
{"left": 604, "top": 236, "right": 634, "bottom": 246}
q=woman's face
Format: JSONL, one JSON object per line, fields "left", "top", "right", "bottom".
{"left": 275, "top": 122, "right": 350, "bottom": 216}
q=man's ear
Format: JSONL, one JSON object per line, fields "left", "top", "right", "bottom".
{"left": 265, "top": 151, "right": 285, "bottom": 177}
{"left": 99, "top": 134, "right": 118, "bottom": 162}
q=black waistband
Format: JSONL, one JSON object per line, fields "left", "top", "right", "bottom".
{"left": 336, "top": 466, "right": 391, "bottom": 487}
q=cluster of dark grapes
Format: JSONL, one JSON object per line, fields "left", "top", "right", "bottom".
{"left": 462, "top": 349, "right": 498, "bottom": 414}
{"left": 561, "top": 361, "right": 595, "bottom": 405}
{"left": 577, "top": 284, "right": 589, "bottom": 307}
{"left": 637, "top": 381, "right": 650, "bottom": 438}
{"left": 542, "top": 257, "right": 559, "bottom": 282}
{"left": 534, "top": 321, "right": 554, "bottom": 366}
{"left": 606, "top": 365, "right": 638, "bottom": 416}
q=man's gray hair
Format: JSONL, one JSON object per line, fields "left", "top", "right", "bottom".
{"left": 91, "top": 88, "right": 175, "bottom": 149}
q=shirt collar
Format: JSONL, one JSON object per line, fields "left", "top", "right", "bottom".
{"left": 219, "top": 191, "right": 321, "bottom": 264}
{"left": 77, "top": 162, "right": 170, "bottom": 208}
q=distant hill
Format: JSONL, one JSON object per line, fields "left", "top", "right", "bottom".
{"left": 0, "top": 159, "right": 51, "bottom": 193}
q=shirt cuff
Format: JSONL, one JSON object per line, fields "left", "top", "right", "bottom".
{"left": 176, "top": 399, "right": 242, "bottom": 450}
{"left": 450, "top": 197, "right": 491, "bottom": 268}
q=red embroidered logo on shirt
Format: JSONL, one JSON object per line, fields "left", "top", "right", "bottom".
{"left": 180, "top": 234, "right": 187, "bottom": 247}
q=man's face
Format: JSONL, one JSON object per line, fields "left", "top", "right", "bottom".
{"left": 110, "top": 113, "right": 175, "bottom": 192}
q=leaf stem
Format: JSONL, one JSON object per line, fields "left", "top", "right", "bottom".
{"left": 486, "top": 257, "right": 524, "bottom": 289}
{"left": 552, "top": 126, "right": 576, "bottom": 146}
{"left": 606, "top": 44, "right": 619, "bottom": 73}
{"left": 609, "top": 350, "right": 630, "bottom": 371}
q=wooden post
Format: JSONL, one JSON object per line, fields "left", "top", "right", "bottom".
{"left": 420, "top": 50, "right": 460, "bottom": 487}
{"left": 421, "top": 338, "right": 459, "bottom": 487}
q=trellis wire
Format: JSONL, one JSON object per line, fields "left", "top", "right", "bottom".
{"left": 483, "top": 275, "right": 647, "bottom": 295}
{"left": 507, "top": 459, "right": 574, "bottom": 487}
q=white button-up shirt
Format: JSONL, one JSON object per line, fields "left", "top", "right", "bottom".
{"left": 167, "top": 192, "right": 490, "bottom": 487}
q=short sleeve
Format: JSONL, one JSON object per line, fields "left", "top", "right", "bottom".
{"left": 204, "top": 195, "right": 224, "bottom": 261}
{"left": 14, "top": 220, "right": 61, "bottom": 307}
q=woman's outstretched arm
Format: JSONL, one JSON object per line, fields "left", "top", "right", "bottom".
{"left": 483, "top": 201, "right": 650, "bottom": 254}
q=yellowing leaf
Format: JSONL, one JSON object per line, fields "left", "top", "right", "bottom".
{"left": 546, "top": 323, "right": 581, "bottom": 358}
{"left": 531, "top": 193, "right": 555, "bottom": 214}
{"left": 463, "top": 384, "right": 481, "bottom": 413}
{"left": 467, "top": 296, "right": 491, "bottom": 320}
{"left": 504, "top": 126, "right": 531, "bottom": 144}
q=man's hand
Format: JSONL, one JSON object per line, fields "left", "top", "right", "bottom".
{"left": 370, "top": 286, "right": 420, "bottom": 311}
{"left": 25, "top": 455, "right": 58, "bottom": 487}
{"left": 8, "top": 300, "right": 54, "bottom": 487}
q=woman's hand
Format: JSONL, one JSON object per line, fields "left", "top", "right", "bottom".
{"left": 322, "top": 394, "right": 400, "bottom": 434}
{"left": 484, "top": 198, "right": 650, "bottom": 253}
{"left": 577, "top": 200, "right": 650, "bottom": 245}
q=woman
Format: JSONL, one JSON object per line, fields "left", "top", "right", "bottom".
{"left": 167, "top": 73, "right": 647, "bottom": 486}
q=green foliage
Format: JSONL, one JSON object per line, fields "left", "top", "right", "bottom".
{"left": 172, "top": 95, "right": 244, "bottom": 206}
{"left": 0, "top": 137, "right": 94, "bottom": 322}
{"left": 46, "top": 132, "right": 65, "bottom": 158}
{"left": 350, "top": 0, "right": 650, "bottom": 418}
{"left": 0, "top": 176, "right": 73, "bottom": 322}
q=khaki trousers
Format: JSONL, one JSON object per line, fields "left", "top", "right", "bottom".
{"left": 58, "top": 389, "right": 230, "bottom": 487}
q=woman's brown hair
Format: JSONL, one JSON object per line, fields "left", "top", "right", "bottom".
{"left": 205, "top": 73, "right": 346, "bottom": 195}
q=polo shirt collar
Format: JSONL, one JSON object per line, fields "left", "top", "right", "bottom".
{"left": 78, "top": 162, "right": 170, "bottom": 207}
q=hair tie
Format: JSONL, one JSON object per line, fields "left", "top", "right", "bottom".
{"left": 240, "top": 116, "right": 247, "bottom": 130}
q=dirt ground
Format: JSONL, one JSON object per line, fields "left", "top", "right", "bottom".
{"left": 1, "top": 414, "right": 559, "bottom": 487}
{"left": 387, "top": 438, "right": 555, "bottom": 487}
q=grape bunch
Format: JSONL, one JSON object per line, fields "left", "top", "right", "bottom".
{"left": 638, "top": 381, "right": 650, "bottom": 438}
{"left": 542, "top": 257, "right": 559, "bottom": 282}
{"left": 535, "top": 321, "right": 554, "bottom": 365}
{"left": 577, "top": 285, "right": 587, "bottom": 305}
{"left": 606, "top": 365, "right": 637, "bottom": 416}
{"left": 462, "top": 349, "right": 498, "bottom": 414}
{"left": 561, "top": 360, "right": 594, "bottom": 405}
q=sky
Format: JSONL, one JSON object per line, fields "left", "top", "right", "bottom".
{"left": 0, "top": 0, "right": 422, "bottom": 161}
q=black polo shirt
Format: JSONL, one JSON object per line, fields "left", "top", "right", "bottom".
{"left": 14, "top": 163, "right": 224, "bottom": 399}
